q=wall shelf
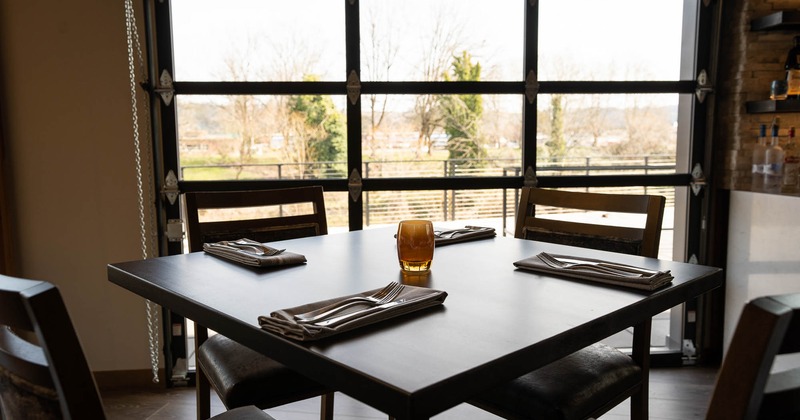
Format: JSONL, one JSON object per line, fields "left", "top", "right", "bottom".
{"left": 751, "top": 10, "right": 800, "bottom": 31}
{"left": 746, "top": 10, "right": 800, "bottom": 114}
{"left": 746, "top": 99, "right": 800, "bottom": 114}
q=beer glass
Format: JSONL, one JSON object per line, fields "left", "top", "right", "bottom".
{"left": 396, "top": 220, "right": 434, "bottom": 272}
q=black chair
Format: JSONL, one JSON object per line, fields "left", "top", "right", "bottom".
{"left": 706, "top": 293, "right": 800, "bottom": 420}
{"left": 0, "top": 275, "right": 276, "bottom": 420}
{"left": 470, "top": 187, "right": 666, "bottom": 420}
{"left": 184, "top": 186, "right": 333, "bottom": 420}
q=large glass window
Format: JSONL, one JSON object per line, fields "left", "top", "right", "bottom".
{"left": 150, "top": 0, "right": 710, "bottom": 382}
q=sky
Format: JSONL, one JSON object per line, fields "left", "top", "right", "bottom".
{"left": 170, "top": 0, "right": 685, "bottom": 83}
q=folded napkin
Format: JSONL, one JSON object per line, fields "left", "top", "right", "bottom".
{"left": 514, "top": 252, "right": 673, "bottom": 291}
{"left": 259, "top": 283, "right": 448, "bottom": 341}
{"left": 434, "top": 225, "right": 496, "bottom": 246}
{"left": 203, "top": 241, "right": 306, "bottom": 267}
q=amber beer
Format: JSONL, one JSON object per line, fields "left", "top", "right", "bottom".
{"left": 396, "top": 220, "right": 434, "bottom": 271}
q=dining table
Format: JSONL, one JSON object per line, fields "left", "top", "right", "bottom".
{"left": 108, "top": 227, "right": 723, "bottom": 420}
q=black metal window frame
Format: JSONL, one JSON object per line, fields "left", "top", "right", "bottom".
{"left": 142, "top": 0, "right": 717, "bottom": 384}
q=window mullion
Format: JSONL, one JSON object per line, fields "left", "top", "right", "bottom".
{"left": 346, "top": 0, "right": 363, "bottom": 230}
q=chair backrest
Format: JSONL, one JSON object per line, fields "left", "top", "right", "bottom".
{"left": 706, "top": 293, "right": 800, "bottom": 420}
{"left": 0, "top": 276, "right": 106, "bottom": 419}
{"left": 514, "top": 187, "right": 666, "bottom": 258}
{"left": 184, "top": 186, "right": 328, "bottom": 252}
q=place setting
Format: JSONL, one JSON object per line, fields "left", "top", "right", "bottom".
{"left": 202, "top": 238, "right": 307, "bottom": 267}
{"left": 260, "top": 219, "right": 454, "bottom": 341}
{"left": 514, "top": 252, "right": 674, "bottom": 291}
{"left": 259, "top": 281, "right": 448, "bottom": 341}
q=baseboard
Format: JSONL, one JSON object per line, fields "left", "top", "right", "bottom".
{"left": 94, "top": 369, "right": 166, "bottom": 390}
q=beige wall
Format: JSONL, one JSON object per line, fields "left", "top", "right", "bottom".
{"left": 0, "top": 0, "right": 155, "bottom": 374}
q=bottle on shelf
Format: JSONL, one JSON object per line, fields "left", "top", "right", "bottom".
{"left": 752, "top": 123, "right": 768, "bottom": 191}
{"left": 783, "top": 127, "right": 799, "bottom": 192}
{"left": 764, "top": 124, "right": 785, "bottom": 193}
{"left": 786, "top": 35, "right": 800, "bottom": 99}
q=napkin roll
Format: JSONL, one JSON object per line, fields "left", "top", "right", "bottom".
{"left": 259, "top": 284, "right": 447, "bottom": 341}
{"left": 434, "top": 226, "right": 496, "bottom": 246}
{"left": 203, "top": 242, "right": 306, "bottom": 267}
{"left": 514, "top": 252, "right": 673, "bottom": 291}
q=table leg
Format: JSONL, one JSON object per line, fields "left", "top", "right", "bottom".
{"left": 195, "top": 323, "right": 210, "bottom": 420}
{"left": 320, "top": 392, "right": 334, "bottom": 420}
{"left": 630, "top": 318, "right": 652, "bottom": 420}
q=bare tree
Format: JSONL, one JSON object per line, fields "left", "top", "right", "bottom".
{"left": 582, "top": 94, "right": 611, "bottom": 147}
{"left": 412, "top": 7, "right": 464, "bottom": 156}
{"left": 538, "top": 56, "right": 586, "bottom": 159}
{"left": 362, "top": 6, "right": 400, "bottom": 158}
{"left": 264, "top": 31, "right": 330, "bottom": 177}
{"left": 610, "top": 95, "right": 675, "bottom": 156}
{"left": 535, "top": 56, "right": 624, "bottom": 159}
{"left": 217, "top": 37, "right": 269, "bottom": 179}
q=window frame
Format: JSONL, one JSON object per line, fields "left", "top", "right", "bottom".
{"left": 143, "top": 0, "right": 715, "bottom": 384}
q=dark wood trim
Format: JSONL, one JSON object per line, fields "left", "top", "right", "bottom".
{"left": 0, "top": 77, "right": 14, "bottom": 276}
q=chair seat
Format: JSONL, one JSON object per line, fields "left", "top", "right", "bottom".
{"left": 470, "top": 343, "right": 642, "bottom": 420}
{"left": 210, "top": 405, "right": 277, "bottom": 420}
{"left": 197, "top": 334, "right": 330, "bottom": 409}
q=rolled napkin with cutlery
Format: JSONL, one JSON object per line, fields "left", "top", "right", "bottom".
{"left": 434, "top": 225, "right": 496, "bottom": 246}
{"left": 203, "top": 238, "right": 307, "bottom": 267}
{"left": 514, "top": 252, "right": 673, "bottom": 291}
{"left": 259, "top": 282, "right": 448, "bottom": 341}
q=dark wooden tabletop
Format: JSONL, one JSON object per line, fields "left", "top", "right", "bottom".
{"left": 108, "top": 228, "right": 722, "bottom": 419}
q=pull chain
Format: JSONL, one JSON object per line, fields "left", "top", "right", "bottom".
{"left": 125, "top": 0, "right": 160, "bottom": 384}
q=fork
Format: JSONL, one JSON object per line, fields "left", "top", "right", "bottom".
{"left": 295, "top": 282, "right": 405, "bottom": 323}
{"left": 544, "top": 253, "right": 661, "bottom": 275}
{"left": 434, "top": 228, "right": 472, "bottom": 238}
{"left": 538, "top": 253, "right": 643, "bottom": 277}
{"left": 224, "top": 239, "right": 285, "bottom": 256}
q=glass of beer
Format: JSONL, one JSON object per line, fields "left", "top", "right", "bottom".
{"left": 396, "top": 220, "right": 435, "bottom": 272}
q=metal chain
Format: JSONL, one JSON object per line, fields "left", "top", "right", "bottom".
{"left": 125, "top": 0, "right": 161, "bottom": 384}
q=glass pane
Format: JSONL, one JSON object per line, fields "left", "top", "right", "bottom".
{"left": 536, "top": 93, "right": 678, "bottom": 174}
{"left": 362, "top": 94, "right": 523, "bottom": 177}
{"left": 196, "top": 203, "right": 317, "bottom": 224}
{"left": 360, "top": 0, "right": 523, "bottom": 81}
{"left": 324, "top": 192, "right": 350, "bottom": 233}
{"left": 188, "top": 191, "right": 347, "bottom": 234}
{"left": 363, "top": 189, "right": 517, "bottom": 235}
{"left": 177, "top": 95, "right": 348, "bottom": 181}
{"left": 171, "top": 0, "right": 345, "bottom": 81}
{"left": 539, "top": 0, "right": 684, "bottom": 81}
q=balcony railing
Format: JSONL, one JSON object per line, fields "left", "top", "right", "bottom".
{"left": 182, "top": 155, "right": 677, "bottom": 234}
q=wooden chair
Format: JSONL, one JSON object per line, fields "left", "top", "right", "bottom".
{"left": 514, "top": 187, "right": 665, "bottom": 258}
{"left": 183, "top": 186, "right": 333, "bottom": 420}
{"left": 0, "top": 275, "right": 276, "bottom": 420}
{"left": 470, "top": 187, "right": 666, "bottom": 420}
{"left": 185, "top": 186, "right": 328, "bottom": 252}
{"left": 707, "top": 293, "right": 800, "bottom": 420}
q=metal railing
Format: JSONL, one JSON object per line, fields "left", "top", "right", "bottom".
{"left": 181, "top": 155, "right": 676, "bottom": 180}
{"left": 181, "top": 155, "right": 677, "bottom": 230}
